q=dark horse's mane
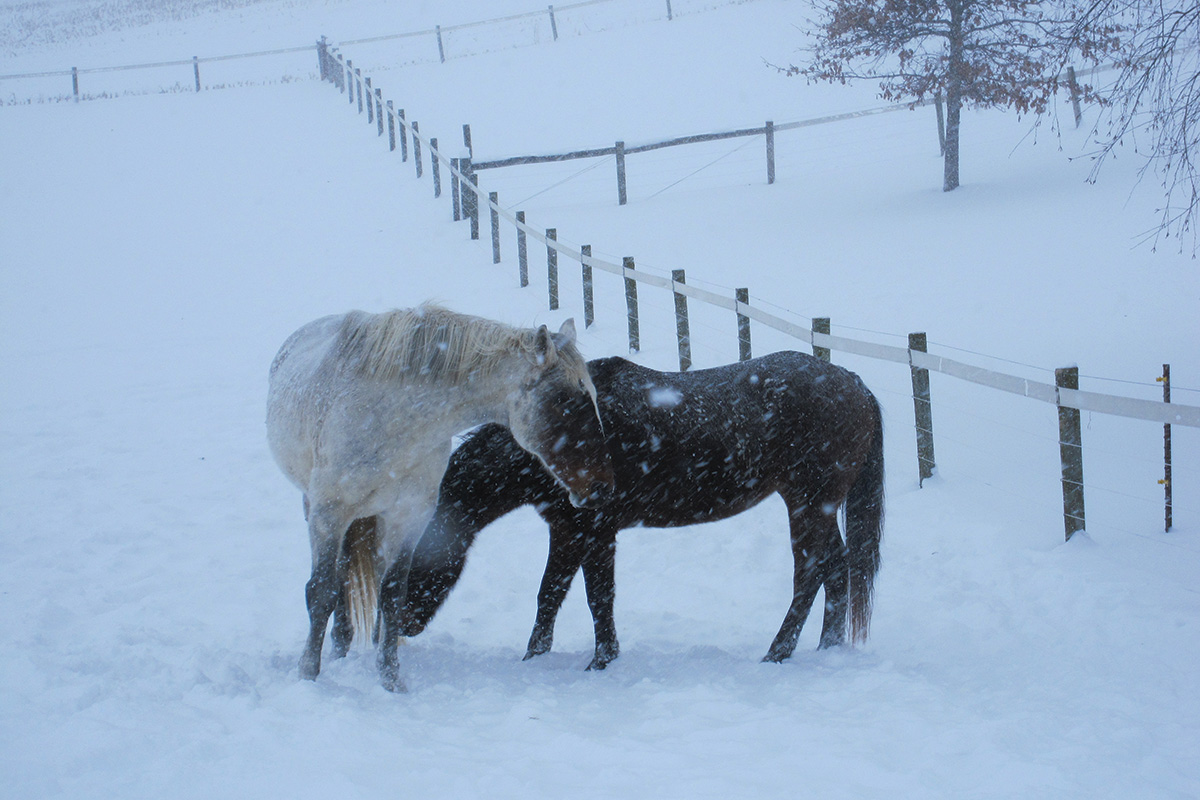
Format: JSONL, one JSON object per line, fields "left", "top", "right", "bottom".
{"left": 403, "top": 352, "right": 884, "bottom": 668}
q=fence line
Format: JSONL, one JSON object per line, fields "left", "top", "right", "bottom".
{"left": 1, "top": 0, "right": 740, "bottom": 102}
{"left": 470, "top": 60, "right": 1125, "bottom": 204}
{"left": 318, "top": 46, "right": 1193, "bottom": 542}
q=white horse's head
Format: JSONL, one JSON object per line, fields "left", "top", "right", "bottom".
{"left": 506, "top": 319, "right": 614, "bottom": 508}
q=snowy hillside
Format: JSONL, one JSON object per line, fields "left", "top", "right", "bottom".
{"left": 1, "top": 1, "right": 1198, "bottom": 798}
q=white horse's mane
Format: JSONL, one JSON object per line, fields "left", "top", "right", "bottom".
{"left": 333, "top": 304, "right": 586, "bottom": 383}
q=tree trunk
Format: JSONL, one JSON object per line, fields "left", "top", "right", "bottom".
{"left": 944, "top": 0, "right": 964, "bottom": 192}
{"left": 943, "top": 83, "right": 961, "bottom": 191}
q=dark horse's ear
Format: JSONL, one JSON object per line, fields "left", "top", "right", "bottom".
{"left": 533, "top": 324, "right": 557, "bottom": 367}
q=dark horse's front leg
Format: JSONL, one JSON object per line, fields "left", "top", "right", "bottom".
{"left": 763, "top": 497, "right": 848, "bottom": 663}
{"left": 524, "top": 522, "right": 589, "bottom": 660}
{"left": 580, "top": 528, "right": 619, "bottom": 670}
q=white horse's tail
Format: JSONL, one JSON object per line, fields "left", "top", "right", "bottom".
{"left": 344, "top": 517, "right": 380, "bottom": 638}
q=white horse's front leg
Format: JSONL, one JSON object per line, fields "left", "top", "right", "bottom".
{"left": 374, "top": 483, "right": 441, "bottom": 693}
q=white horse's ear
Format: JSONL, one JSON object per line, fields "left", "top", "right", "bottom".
{"left": 533, "top": 324, "right": 557, "bottom": 366}
{"left": 557, "top": 318, "right": 577, "bottom": 346}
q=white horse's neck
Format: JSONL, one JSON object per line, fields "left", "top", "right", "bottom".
{"left": 411, "top": 351, "right": 525, "bottom": 433}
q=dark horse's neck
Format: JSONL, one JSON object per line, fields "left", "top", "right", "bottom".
{"left": 402, "top": 423, "right": 559, "bottom": 635}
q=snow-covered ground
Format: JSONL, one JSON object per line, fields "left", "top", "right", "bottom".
{"left": 2, "top": 1, "right": 1198, "bottom": 797}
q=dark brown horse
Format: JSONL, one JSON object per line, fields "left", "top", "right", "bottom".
{"left": 402, "top": 352, "right": 884, "bottom": 669}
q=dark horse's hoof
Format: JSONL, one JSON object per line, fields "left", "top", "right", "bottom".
{"left": 586, "top": 645, "right": 618, "bottom": 671}
{"left": 524, "top": 631, "right": 552, "bottom": 661}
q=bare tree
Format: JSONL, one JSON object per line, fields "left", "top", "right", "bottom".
{"left": 788, "top": 0, "right": 1119, "bottom": 190}
{"left": 1073, "top": 1, "right": 1200, "bottom": 251}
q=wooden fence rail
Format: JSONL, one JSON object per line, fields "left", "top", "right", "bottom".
{"left": 318, "top": 48, "right": 1197, "bottom": 542}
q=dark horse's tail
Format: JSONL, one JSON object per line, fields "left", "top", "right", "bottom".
{"left": 845, "top": 395, "right": 884, "bottom": 644}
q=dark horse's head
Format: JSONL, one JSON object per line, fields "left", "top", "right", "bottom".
{"left": 402, "top": 423, "right": 558, "bottom": 636}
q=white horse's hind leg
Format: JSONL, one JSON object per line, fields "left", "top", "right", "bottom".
{"left": 299, "top": 501, "right": 357, "bottom": 681}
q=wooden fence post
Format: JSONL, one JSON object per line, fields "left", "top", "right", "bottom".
{"left": 387, "top": 100, "right": 396, "bottom": 151}
{"left": 1067, "top": 66, "right": 1083, "bottom": 128}
{"left": 581, "top": 244, "right": 594, "bottom": 328}
{"left": 451, "top": 159, "right": 462, "bottom": 221}
{"left": 355, "top": 68, "right": 363, "bottom": 114}
{"left": 547, "top": 229, "right": 559, "bottom": 310}
{"left": 365, "top": 78, "right": 373, "bottom": 124}
{"left": 376, "top": 89, "right": 384, "bottom": 136}
{"left": 335, "top": 52, "right": 346, "bottom": 93}
{"left": 1055, "top": 366, "right": 1086, "bottom": 541}
{"left": 437, "top": 25, "right": 446, "bottom": 63}
{"left": 908, "top": 332, "right": 937, "bottom": 487}
{"left": 765, "top": 120, "right": 775, "bottom": 185}
{"left": 623, "top": 256, "right": 640, "bottom": 352}
{"left": 398, "top": 109, "right": 409, "bottom": 161}
{"left": 463, "top": 124, "right": 473, "bottom": 159}
{"left": 615, "top": 141, "right": 628, "bottom": 206}
{"left": 460, "top": 157, "right": 473, "bottom": 223}
{"left": 490, "top": 192, "right": 501, "bottom": 264}
{"left": 736, "top": 287, "right": 752, "bottom": 361}
{"left": 317, "top": 38, "right": 327, "bottom": 81}
{"left": 469, "top": 172, "right": 480, "bottom": 240}
{"left": 812, "top": 317, "right": 831, "bottom": 362}
{"left": 193, "top": 56, "right": 201, "bottom": 92}
{"left": 413, "top": 121, "right": 423, "bottom": 178}
{"left": 548, "top": 5, "right": 559, "bottom": 40}
{"left": 431, "top": 138, "right": 441, "bottom": 196}
{"left": 72, "top": 66, "right": 78, "bottom": 101}
{"left": 517, "top": 211, "right": 529, "bottom": 287}
{"left": 666, "top": 0, "right": 674, "bottom": 20}
{"left": 672, "top": 270, "right": 692, "bottom": 372}
{"left": 1160, "top": 364, "right": 1173, "bottom": 532}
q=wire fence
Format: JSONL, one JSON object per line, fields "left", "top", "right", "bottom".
{"left": 0, "top": 0, "right": 747, "bottom": 104}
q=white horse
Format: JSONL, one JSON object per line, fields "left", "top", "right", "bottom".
{"left": 267, "top": 305, "right": 614, "bottom": 691}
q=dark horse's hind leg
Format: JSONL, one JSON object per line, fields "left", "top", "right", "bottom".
{"left": 524, "top": 523, "right": 590, "bottom": 661}
{"left": 763, "top": 497, "right": 847, "bottom": 662}
{"left": 817, "top": 539, "right": 850, "bottom": 650}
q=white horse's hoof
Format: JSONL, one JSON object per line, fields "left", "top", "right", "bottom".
{"left": 380, "top": 672, "right": 408, "bottom": 693}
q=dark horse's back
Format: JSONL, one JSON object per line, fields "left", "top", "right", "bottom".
{"left": 586, "top": 352, "right": 878, "bottom": 526}
{"left": 405, "top": 351, "right": 883, "bottom": 644}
